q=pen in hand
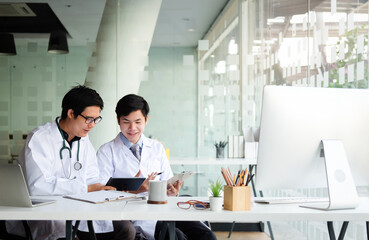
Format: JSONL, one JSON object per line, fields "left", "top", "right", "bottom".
{"left": 154, "top": 172, "right": 163, "bottom": 176}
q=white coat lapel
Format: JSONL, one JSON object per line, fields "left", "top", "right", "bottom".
{"left": 140, "top": 135, "right": 152, "bottom": 164}
{"left": 111, "top": 134, "right": 139, "bottom": 177}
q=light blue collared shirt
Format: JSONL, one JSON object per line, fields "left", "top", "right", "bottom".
{"left": 119, "top": 132, "right": 143, "bottom": 156}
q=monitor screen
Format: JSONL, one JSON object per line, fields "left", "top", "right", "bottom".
{"left": 255, "top": 86, "right": 369, "bottom": 191}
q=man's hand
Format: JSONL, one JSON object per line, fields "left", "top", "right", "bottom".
{"left": 134, "top": 170, "right": 142, "bottom": 177}
{"left": 128, "top": 171, "right": 158, "bottom": 194}
{"left": 88, "top": 183, "right": 116, "bottom": 192}
{"left": 167, "top": 180, "right": 182, "bottom": 196}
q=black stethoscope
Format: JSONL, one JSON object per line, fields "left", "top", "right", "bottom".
{"left": 56, "top": 118, "right": 82, "bottom": 178}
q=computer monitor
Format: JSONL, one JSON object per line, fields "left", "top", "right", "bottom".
{"left": 255, "top": 86, "right": 369, "bottom": 210}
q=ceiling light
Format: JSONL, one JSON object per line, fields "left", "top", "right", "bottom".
{"left": 48, "top": 30, "right": 69, "bottom": 54}
{"left": 0, "top": 33, "right": 16, "bottom": 56}
{"left": 183, "top": 18, "right": 196, "bottom": 33}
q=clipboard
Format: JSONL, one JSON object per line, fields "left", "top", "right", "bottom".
{"left": 106, "top": 177, "right": 145, "bottom": 191}
{"left": 167, "top": 171, "right": 196, "bottom": 185}
{"left": 64, "top": 190, "right": 138, "bottom": 204}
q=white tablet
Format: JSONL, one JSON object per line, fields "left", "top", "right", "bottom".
{"left": 167, "top": 171, "right": 196, "bottom": 185}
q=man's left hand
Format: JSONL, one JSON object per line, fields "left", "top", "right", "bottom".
{"left": 167, "top": 180, "right": 182, "bottom": 196}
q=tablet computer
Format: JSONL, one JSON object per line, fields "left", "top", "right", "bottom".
{"left": 106, "top": 178, "right": 146, "bottom": 191}
{"left": 167, "top": 171, "right": 196, "bottom": 185}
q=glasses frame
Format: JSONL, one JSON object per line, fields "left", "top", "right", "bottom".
{"left": 177, "top": 200, "right": 209, "bottom": 210}
{"left": 79, "top": 113, "right": 102, "bottom": 124}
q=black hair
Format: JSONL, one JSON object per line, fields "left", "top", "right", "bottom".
{"left": 60, "top": 85, "right": 104, "bottom": 119}
{"left": 115, "top": 94, "right": 149, "bottom": 119}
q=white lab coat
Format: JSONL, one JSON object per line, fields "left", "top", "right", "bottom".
{"left": 6, "top": 120, "right": 113, "bottom": 240}
{"left": 97, "top": 133, "right": 173, "bottom": 240}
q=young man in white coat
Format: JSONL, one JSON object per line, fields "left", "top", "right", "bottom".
{"left": 6, "top": 86, "right": 135, "bottom": 240}
{"left": 97, "top": 94, "right": 217, "bottom": 240}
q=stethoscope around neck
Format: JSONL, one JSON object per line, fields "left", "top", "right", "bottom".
{"left": 56, "top": 118, "right": 82, "bottom": 178}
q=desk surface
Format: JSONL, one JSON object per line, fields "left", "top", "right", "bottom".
{"left": 1, "top": 196, "right": 369, "bottom": 222}
{"left": 123, "top": 197, "right": 369, "bottom": 222}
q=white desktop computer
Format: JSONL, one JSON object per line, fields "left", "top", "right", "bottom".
{"left": 255, "top": 86, "right": 369, "bottom": 210}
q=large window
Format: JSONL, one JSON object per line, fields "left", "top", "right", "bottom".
{"left": 198, "top": 0, "right": 241, "bottom": 158}
{"left": 197, "top": 0, "right": 369, "bottom": 238}
{"left": 242, "top": 0, "right": 369, "bottom": 238}
{"left": 244, "top": 0, "right": 369, "bottom": 130}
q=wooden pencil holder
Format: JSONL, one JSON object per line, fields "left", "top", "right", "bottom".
{"left": 223, "top": 185, "right": 251, "bottom": 211}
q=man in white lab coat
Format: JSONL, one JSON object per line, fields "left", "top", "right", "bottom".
{"left": 97, "top": 94, "right": 217, "bottom": 240}
{"left": 6, "top": 86, "right": 135, "bottom": 240}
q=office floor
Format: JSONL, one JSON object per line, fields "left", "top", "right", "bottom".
{"left": 213, "top": 221, "right": 308, "bottom": 240}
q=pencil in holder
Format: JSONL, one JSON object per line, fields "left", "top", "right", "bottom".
{"left": 223, "top": 185, "right": 251, "bottom": 211}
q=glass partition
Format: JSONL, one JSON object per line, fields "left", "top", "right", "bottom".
{"left": 244, "top": 0, "right": 369, "bottom": 131}
{"left": 198, "top": 0, "right": 240, "bottom": 158}
{"left": 239, "top": 0, "right": 369, "bottom": 238}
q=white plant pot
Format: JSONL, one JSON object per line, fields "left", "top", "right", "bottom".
{"left": 209, "top": 196, "right": 223, "bottom": 211}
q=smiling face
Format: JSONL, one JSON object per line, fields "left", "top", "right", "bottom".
{"left": 118, "top": 110, "right": 148, "bottom": 144}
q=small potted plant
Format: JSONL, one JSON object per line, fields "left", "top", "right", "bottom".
{"left": 209, "top": 179, "right": 223, "bottom": 211}
{"left": 214, "top": 141, "right": 228, "bottom": 158}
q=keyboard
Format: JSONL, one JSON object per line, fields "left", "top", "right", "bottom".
{"left": 254, "top": 197, "right": 329, "bottom": 204}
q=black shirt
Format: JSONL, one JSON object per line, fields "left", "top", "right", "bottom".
{"left": 60, "top": 128, "right": 81, "bottom": 147}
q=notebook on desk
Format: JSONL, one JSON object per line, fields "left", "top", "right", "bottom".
{"left": 0, "top": 164, "right": 56, "bottom": 207}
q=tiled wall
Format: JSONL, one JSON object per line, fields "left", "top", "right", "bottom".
{"left": 0, "top": 44, "right": 90, "bottom": 163}
{"left": 140, "top": 47, "right": 198, "bottom": 158}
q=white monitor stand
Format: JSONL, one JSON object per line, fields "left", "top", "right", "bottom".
{"left": 300, "top": 140, "right": 359, "bottom": 210}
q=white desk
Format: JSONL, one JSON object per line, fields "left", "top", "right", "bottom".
{"left": 1, "top": 196, "right": 369, "bottom": 239}
{"left": 0, "top": 196, "right": 125, "bottom": 221}
{"left": 123, "top": 197, "right": 369, "bottom": 222}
